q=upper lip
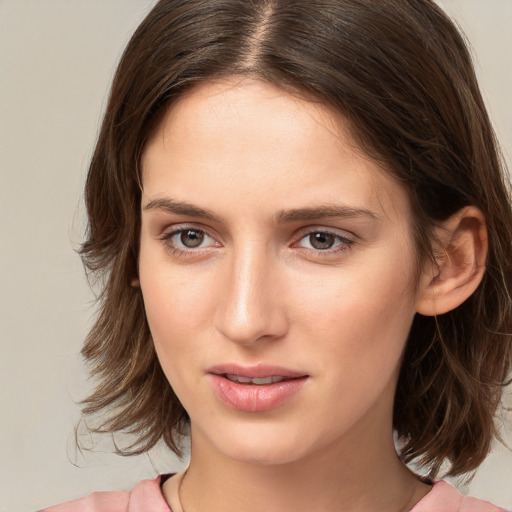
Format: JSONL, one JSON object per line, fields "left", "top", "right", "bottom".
{"left": 206, "top": 363, "right": 308, "bottom": 379}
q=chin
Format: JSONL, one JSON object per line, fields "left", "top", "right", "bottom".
{"left": 221, "top": 441, "right": 307, "bottom": 466}
{"left": 193, "top": 420, "right": 314, "bottom": 466}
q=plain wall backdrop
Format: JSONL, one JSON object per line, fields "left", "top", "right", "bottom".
{"left": 0, "top": 1, "right": 511, "bottom": 511}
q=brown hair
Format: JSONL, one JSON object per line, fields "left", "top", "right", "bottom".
{"left": 80, "top": 0, "right": 512, "bottom": 476}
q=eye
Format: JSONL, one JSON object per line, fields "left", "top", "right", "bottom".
{"left": 161, "top": 227, "right": 218, "bottom": 252}
{"left": 296, "top": 230, "right": 354, "bottom": 252}
{"left": 177, "top": 229, "right": 206, "bottom": 248}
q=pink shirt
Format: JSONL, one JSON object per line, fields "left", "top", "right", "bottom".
{"left": 39, "top": 476, "right": 508, "bottom": 512}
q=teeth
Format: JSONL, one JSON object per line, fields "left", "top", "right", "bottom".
{"left": 228, "top": 374, "right": 252, "bottom": 383}
{"left": 225, "top": 374, "right": 288, "bottom": 385}
{"left": 252, "top": 377, "right": 275, "bottom": 385}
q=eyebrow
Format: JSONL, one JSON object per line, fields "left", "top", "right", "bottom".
{"left": 143, "top": 198, "right": 377, "bottom": 223}
{"left": 143, "top": 198, "right": 222, "bottom": 222}
{"left": 275, "top": 205, "right": 377, "bottom": 223}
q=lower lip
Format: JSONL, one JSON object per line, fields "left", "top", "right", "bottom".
{"left": 209, "top": 374, "right": 308, "bottom": 412}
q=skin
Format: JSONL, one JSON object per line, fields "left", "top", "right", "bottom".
{"left": 139, "top": 78, "right": 436, "bottom": 512}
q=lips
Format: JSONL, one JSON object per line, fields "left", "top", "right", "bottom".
{"left": 207, "top": 364, "right": 308, "bottom": 412}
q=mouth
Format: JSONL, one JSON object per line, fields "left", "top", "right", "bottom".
{"left": 207, "top": 365, "right": 309, "bottom": 412}
{"left": 223, "top": 374, "right": 298, "bottom": 385}
{"left": 207, "top": 363, "right": 307, "bottom": 380}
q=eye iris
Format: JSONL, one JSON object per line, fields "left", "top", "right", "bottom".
{"left": 310, "top": 232, "right": 335, "bottom": 250}
{"left": 180, "top": 230, "right": 204, "bottom": 248}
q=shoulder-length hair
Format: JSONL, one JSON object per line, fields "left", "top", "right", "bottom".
{"left": 80, "top": 0, "right": 512, "bottom": 476}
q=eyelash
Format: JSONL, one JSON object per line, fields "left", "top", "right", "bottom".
{"left": 159, "top": 226, "right": 355, "bottom": 258}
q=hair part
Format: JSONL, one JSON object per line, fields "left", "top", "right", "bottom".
{"left": 80, "top": 0, "right": 512, "bottom": 475}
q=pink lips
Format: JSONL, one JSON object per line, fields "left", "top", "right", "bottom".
{"left": 207, "top": 364, "right": 308, "bottom": 413}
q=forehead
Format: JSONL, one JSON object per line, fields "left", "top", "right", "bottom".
{"left": 141, "top": 78, "right": 410, "bottom": 225}
{"left": 146, "top": 79, "right": 356, "bottom": 160}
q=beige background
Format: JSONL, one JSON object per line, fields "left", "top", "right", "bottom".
{"left": 0, "top": 1, "right": 511, "bottom": 511}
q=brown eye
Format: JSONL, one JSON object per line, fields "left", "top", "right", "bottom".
{"left": 309, "top": 232, "right": 336, "bottom": 250}
{"left": 296, "top": 230, "right": 354, "bottom": 254}
{"left": 180, "top": 229, "right": 205, "bottom": 248}
{"left": 161, "top": 227, "right": 219, "bottom": 255}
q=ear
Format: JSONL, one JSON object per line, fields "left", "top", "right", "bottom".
{"left": 416, "top": 206, "right": 488, "bottom": 316}
{"left": 131, "top": 277, "right": 140, "bottom": 287}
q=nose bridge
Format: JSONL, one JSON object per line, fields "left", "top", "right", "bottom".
{"left": 214, "top": 240, "right": 287, "bottom": 345}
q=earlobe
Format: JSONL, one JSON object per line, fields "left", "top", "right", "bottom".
{"left": 131, "top": 277, "right": 141, "bottom": 287}
{"left": 416, "top": 206, "right": 488, "bottom": 316}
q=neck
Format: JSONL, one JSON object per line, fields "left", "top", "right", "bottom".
{"left": 165, "top": 428, "right": 430, "bottom": 512}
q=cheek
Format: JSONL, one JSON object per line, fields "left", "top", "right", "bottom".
{"left": 297, "top": 262, "right": 414, "bottom": 327}
{"left": 139, "top": 240, "right": 216, "bottom": 333}
{"left": 139, "top": 248, "right": 188, "bottom": 350}
{"left": 140, "top": 269, "right": 208, "bottom": 403}
{"left": 294, "top": 254, "right": 417, "bottom": 372}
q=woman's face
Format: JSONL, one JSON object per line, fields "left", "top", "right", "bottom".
{"left": 139, "top": 79, "right": 424, "bottom": 465}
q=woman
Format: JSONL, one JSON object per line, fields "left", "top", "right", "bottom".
{"left": 42, "top": 0, "right": 512, "bottom": 510}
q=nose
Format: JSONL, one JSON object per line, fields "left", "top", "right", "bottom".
{"left": 214, "top": 244, "right": 289, "bottom": 346}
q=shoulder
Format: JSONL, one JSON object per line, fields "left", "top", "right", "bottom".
{"left": 38, "top": 475, "right": 171, "bottom": 512}
{"left": 411, "top": 480, "right": 509, "bottom": 512}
